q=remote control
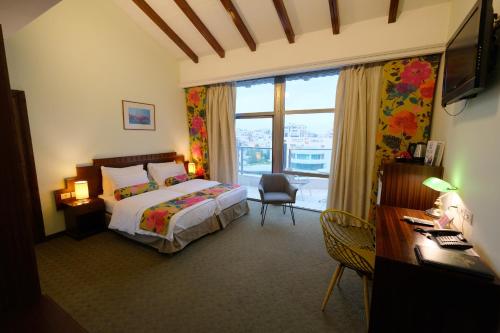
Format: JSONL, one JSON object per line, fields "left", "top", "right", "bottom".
{"left": 402, "top": 215, "right": 434, "bottom": 227}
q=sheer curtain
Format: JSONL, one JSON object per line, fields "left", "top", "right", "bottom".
{"left": 206, "top": 83, "right": 237, "bottom": 183}
{"left": 327, "top": 64, "right": 383, "bottom": 220}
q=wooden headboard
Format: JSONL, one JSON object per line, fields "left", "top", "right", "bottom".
{"left": 54, "top": 152, "right": 186, "bottom": 210}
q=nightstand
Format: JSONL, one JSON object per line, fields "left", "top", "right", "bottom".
{"left": 63, "top": 198, "right": 105, "bottom": 240}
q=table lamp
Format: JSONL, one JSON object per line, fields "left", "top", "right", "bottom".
{"left": 74, "top": 180, "right": 89, "bottom": 202}
{"left": 422, "top": 177, "right": 457, "bottom": 218}
{"left": 188, "top": 162, "right": 196, "bottom": 175}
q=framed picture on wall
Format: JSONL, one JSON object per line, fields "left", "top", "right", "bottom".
{"left": 122, "top": 100, "right": 155, "bottom": 130}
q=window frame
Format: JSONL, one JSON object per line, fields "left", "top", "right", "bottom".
{"left": 235, "top": 74, "right": 336, "bottom": 180}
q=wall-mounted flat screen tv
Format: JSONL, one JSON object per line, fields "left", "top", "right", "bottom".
{"left": 442, "top": 0, "right": 494, "bottom": 107}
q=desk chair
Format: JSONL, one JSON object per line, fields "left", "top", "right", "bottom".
{"left": 258, "top": 174, "right": 298, "bottom": 226}
{"left": 319, "top": 209, "right": 375, "bottom": 327}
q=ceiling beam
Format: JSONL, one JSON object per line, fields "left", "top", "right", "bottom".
{"left": 272, "top": 0, "right": 295, "bottom": 43}
{"left": 132, "top": 0, "right": 198, "bottom": 63}
{"left": 328, "top": 0, "right": 340, "bottom": 34}
{"left": 388, "top": 0, "right": 399, "bottom": 24}
{"left": 174, "top": 0, "right": 225, "bottom": 58}
{"left": 219, "top": 0, "right": 256, "bottom": 51}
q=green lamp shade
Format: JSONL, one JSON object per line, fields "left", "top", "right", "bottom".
{"left": 422, "top": 177, "right": 457, "bottom": 192}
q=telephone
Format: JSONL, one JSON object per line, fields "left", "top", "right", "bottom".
{"left": 426, "top": 229, "right": 473, "bottom": 250}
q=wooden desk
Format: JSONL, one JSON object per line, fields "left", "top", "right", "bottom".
{"left": 370, "top": 206, "right": 500, "bottom": 333}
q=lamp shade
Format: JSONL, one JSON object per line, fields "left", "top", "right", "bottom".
{"left": 74, "top": 180, "right": 89, "bottom": 200}
{"left": 188, "top": 162, "right": 196, "bottom": 175}
{"left": 422, "top": 177, "right": 457, "bottom": 192}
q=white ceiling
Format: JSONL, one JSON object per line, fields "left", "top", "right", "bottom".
{"left": 114, "top": 0, "right": 450, "bottom": 61}
{"left": 0, "top": 0, "right": 61, "bottom": 38}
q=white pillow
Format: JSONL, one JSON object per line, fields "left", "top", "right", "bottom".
{"left": 148, "top": 162, "right": 186, "bottom": 185}
{"left": 146, "top": 161, "right": 176, "bottom": 176}
{"left": 111, "top": 170, "right": 149, "bottom": 192}
{"left": 101, "top": 165, "right": 145, "bottom": 196}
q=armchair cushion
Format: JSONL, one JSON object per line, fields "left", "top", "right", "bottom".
{"left": 262, "top": 192, "right": 293, "bottom": 204}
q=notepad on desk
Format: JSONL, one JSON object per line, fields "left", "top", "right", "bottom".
{"left": 415, "top": 245, "right": 496, "bottom": 280}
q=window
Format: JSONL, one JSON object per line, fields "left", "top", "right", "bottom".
{"left": 285, "top": 74, "right": 338, "bottom": 110}
{"left": 283, "top": 113, "right": 334, "bottom": 174}
{"left": 235, "top": 79, "right": 275, "bottom": 199}
{"left": 235, "top": 70, "right": 338, "bottom": 209}
{"left": 236, "top": 78, "right": 274, "bottom": 114}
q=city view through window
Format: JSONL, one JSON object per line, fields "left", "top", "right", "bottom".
{"left": 236, "top": 73, "right": 337, "bottom": 210}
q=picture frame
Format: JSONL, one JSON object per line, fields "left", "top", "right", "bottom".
{"left": 122, "top": 100, "right": 155, "bottom": 131}
{"left": 424, "top": 140, "right": 445, "bottom": 166}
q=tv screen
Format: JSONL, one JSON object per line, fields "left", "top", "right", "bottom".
{"left": 442, "top": 0, "right": 493, "bottom": 106}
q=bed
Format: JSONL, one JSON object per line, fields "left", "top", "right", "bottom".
{"left": 61, "top": 152, "right": 248, "bottom": 253}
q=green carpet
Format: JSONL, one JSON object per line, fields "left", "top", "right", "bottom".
{"left": 36, "top": 201, "right": 366, "bottom": 332}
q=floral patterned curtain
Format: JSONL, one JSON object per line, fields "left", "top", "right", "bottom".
{"left": 369, "top": 54, "right": 441, "bottom": 219}
{"left": 185, "top": 86, "right": 209, "bottom": 178}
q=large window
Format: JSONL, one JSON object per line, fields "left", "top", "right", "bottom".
{"left": 283, "top": 113, "right": 334, "bottom": 174}
{"left": 235, "top": 79, "right": 275, "bottom": 200}
{"left": 235, "top": 71, "right": 338, "bottom": 210}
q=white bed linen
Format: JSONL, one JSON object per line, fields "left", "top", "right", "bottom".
{"left": 99, "top": 194, "right": 117, "bottom": 214}
{"left": 164, "top": 179, "right": 247, "bottom": 212}
{"left": 108, "top": 188, "right": 217, "bottom": 241}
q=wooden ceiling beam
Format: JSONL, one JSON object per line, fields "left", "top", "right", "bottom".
{"left": 174, "top": 0, "right": 225, "bottom": 58}
{"left": 219, "top": 0, "right": 256, "bottom": 51}
{"left": 132, "top": 0, "right": 198, "bottom": 63}
{"left": 388, "top": 0, "right": 399, "bottom": 24}
{"left": 272, "top": 0, "right": 295, "bottom": 43}
{"left": 328, "top": 0, "right": 340, "bottom": 34}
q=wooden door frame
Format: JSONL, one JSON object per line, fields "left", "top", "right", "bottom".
{"left": 0, "top": 24, "right": 41, "bottom": 312}
{"left": 11, "top": 90, "right": 46, "bottom": 242}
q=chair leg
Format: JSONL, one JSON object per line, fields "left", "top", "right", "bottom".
{"left": 336, "top": 265, "right": 345, "bottom": 287}
{"left": 261, "top": 204, "right": 268, "bottom": 226}
{"left": 321, "top": 264, "right": 345, "bottom": 311}
{"left": 289, "top": 203, "right": 295, "bottom": 225}
{"left": 260, "top": 203, "right": 264, "bottom": 215}
{"left": 363, "top": 275, "right": 371, "bottom": 327}
{"left": 282, "top": 204, "right": 286, "bottom": 214}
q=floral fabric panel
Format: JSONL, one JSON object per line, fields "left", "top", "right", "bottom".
{"left": 164, "top": 173, "right": 194, "bottom": 187}
{"left": 139, "top": 183, "right": 240, "bottom": 236}
{"left": 185, "top": 86, "right": 209, "bottom": 178}
{"left": 114, "top": 181, "right": 159, "bottom": 201}
{"left": 369, "top": 55, "right": 440, "bottom": 220}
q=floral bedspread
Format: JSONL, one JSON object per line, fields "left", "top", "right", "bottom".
{"left": 139, "top": 183, "right": 240, "bottom": 236}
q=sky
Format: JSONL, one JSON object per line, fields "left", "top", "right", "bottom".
{"left": 235, "top": 75, "right": 338, "bottom": 133}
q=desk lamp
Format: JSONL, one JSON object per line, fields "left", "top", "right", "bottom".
{"left": 422, "top": 177, "right": 457, "bottom": 218}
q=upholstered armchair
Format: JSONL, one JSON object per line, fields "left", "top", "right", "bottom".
{"left": 258, "top": 173, "right": 298, "bottom": 226}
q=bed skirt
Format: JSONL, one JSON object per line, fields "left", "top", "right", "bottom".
{"left": 105, "top": 199, "right": 249, "bottom": 254}
{"left": 218, "top": 199, "right": 249, "bottom": 228}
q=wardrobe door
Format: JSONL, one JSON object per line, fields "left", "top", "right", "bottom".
{"left": 11, "top": 90, "right": 45, "bottom": 243}
{"left": 0, "top": 24, "right": 41, "bottom": 311}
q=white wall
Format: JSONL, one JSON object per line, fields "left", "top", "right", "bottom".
{"left": 5, "top": 0, "right": 188, "bottom": 235}
{"left": 431, "top": 0, "right": 500, "bottom": 273}
{"left": 179, "top": 2, "right": 451, "bottom": 87}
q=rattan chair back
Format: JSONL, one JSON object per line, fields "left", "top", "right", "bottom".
{"left": 319, "top": 209, "right": 375, "bottom": 275}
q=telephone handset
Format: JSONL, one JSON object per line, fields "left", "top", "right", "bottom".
{"left": 427, "top": 229, "right": 473, "bottom": 250}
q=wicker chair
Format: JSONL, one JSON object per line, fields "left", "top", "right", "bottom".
{"left": 319, "top": 209, "right": 375, "bottom": 327}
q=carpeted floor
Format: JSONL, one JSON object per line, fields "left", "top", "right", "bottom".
{"left": 36, "top": 201, "right": 366, "bottom": 333}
